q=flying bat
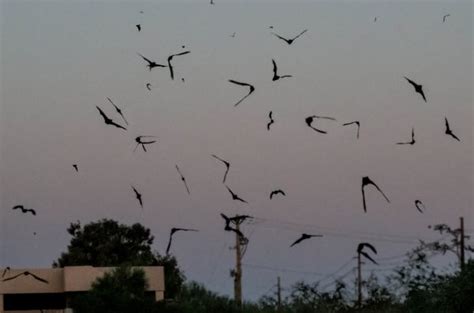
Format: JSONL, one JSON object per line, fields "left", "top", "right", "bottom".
{"left": 96, "top": 106, "right": 127, "bottom": 130}
{"left": 211, "top": 154, "right": 230, "bottom": 183}
{"left": 12, "top": 205, "right": 36, "bottom": 216}
{"left": 272, "top": 29, "right": 308, "bottom": 45}
{"left": 2, "top": 271, "right": 49, "bottom": 284}
{"left": 270, "top": 189, "right": 286, "bottom": 199}
{"left": 228, "top": 79, "right": 255, "bottom": 107}
{"left": 290, "top": 233, "right": 323, "bottom": 247}
{"left": 166, "top": 227, "right": 198, "bottom": 255}
{"left": 361, "top": 176, "right": 390, "bottom": 212}
{"left": 444, "top": 117, "right": 460, "bottom": 141}
{"left": 404, "top": 76, "right": 427, "bottom": 102}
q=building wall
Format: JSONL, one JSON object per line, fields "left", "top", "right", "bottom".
{"left": 0, "top": 266, "right": 165, "bottom": 312}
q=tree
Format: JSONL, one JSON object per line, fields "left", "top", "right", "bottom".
{"left": 71, "top": 266, "right": 157, "bottom": 313}
{"left": 54, "top": 219, "right": 185, "bottom": 298}
{"left": 420, "top": 223, "right": 474, "bottom": 267}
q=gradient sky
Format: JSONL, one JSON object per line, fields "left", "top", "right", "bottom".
{"left": 1, "top": 0, "right": 472, "bottom": 301}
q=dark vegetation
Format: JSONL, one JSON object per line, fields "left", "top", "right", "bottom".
{"left": 57, "top": 219, "right": 473, "bottom": 313}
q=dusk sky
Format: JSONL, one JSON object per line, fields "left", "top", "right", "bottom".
{"left": 1, "top": 0, "right": 472, "bottom": 300}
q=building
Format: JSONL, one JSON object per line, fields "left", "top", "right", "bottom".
{"left": 0, "top": 266, "right": 165, "bottom": 313}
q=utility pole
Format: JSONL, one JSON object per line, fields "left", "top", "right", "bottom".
{"left": 233, "top": 220, "right": 244, "bottom": 308}
{"left": 277, "top": 276, "right": 282, "bottom": 312}
{"left": 460, "top": 217, "right": 465, "bottom": 270}
{"left": 357, "top": 252, "right": 362, "bottom": 307}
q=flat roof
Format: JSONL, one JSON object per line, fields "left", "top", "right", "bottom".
{"left": 0, "top": 266, "right": 165, "bottom": 294}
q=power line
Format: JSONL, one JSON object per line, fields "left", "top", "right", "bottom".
{"left": 251, "top": 216, "right": 437, "bottom": 245}
{"left": 242, "top": 263, "right": 324, "bottom": 276}
{"left": 319, "top": 267, "right": 356, "bottom": 291}
{"left": 315, "top": 257, "right": 355, "bottom": 284}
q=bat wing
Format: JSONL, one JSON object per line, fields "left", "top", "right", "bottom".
{"left": 2, "top": 273, "right": 24, "bottom": 282}
{"left": 419, "top": 89, "right": 427, "bottom": 102}
{"left": 174, "top": 50, "right": 191, "bottom": 57}
{"left": 30, "top": 273, "right": 49, "bottom": 284}
{"left": 371, "top": 182, "right": 390, "bottom": 203}
{"left": 110, "top": 121, "right": 127, "bottom": 130}
{"left": 228, "top": 79, "right": 251, "bottom": 88}
{"left": 96, "top": 106, "right": 108, "bottom": 121}
{"left": 361, "top": 184, "right": 367, "bottom": 213}
{"left": 359, "top": 242, "right": 377, "bottom": 254}
{"left": 415, "top": 200, "right": 425, "bottom": 213}
{"left": 272, "top": 32, "right": 290, "bottom": 44}
{"left": 137, "top": 53, "right": 153, "bottom": 64}
{"left": 360, "top": 251, "right": 378, "bottom": 265}
{"left": 290, "top": 236, "right": 304, "bottom": 247}
{"left": 404, "top": 76, "right": 417, "bottom": 88}
{"left": 292, "top": 29, "right": 308, "bottom": 40}
{"left": 450, "top": 132, "right": 460, "bottom": 141}
{"left": 165, "top": 233, "right": 173, "bottom": 255}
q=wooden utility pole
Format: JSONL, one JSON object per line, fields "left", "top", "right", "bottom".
{"left": 233, "top": 221, "right": 243, "bottom": 308}
{"left": 277, "top": 276, "right": 282, "bottom": 312}
{"left": 460, "top": 217, "right": 465, "bottom": 270}
{"left": 357, "top": 252, "right": 362, "bottom": 307}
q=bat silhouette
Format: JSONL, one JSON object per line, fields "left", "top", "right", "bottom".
{"left": 444, "top": 117, "right": 460, "bottom": 141}
{"left": 2, "top": 271, "right": 49, "bottom": 284}
{"left": 136, "top": 24, "right": 141, "bottom": 32}
{"left": 290, "top": 233, "right": 323, "bottom": 247}
{"left": 72, "top": 164, "right": 78, "bottom": 172}
{"left": 228, "top": 214, "right": 253, "bottom": 223}
{"left": 357, "top": 242, "right": 378, "bottom": 265}
{"left": 12, "top": 205, "right": 36, "bottom": 216}
{"left": 107, "top": 97, "right": 129, "bottom": 126}
{"left": 228, "top": 79, "right": 255, "bottom": 107}
{"left": 272, "top": 59, "right": 292, "bottom": 81}
{"left": 404, "top": 76, "right": 427, "bottom": 102}
{"left": 361, "top": 176, "right": 390, "bottom": 212}
{"left": 225, "top": 185, "right": 248, "bottom": 203}
{"left": 133, "top": 136, "right": 157, "bottom": 152}
{"left": 305, "top": 115, "right": 337, "bottom": 134}
{"left": 443, "top": 14, "right": 450, "bottom": 22}
{"left": 146, "top": 83, "right": 152, "bottom": 91}
{"left": 96, "top": 106, "right": 127, "bottom": 130}
{"left": 270, "top": 189, "right": 286, "bottom": 199}
{"left": 212, "top": 154, "right": 230, "bottom": 183}
{"left": 342, "top": 121, "right": 360, "bottom": 139}
{"left": 414, "top": 200, "right": 426, "bottom": 213}
{"left": 137, "top": 53, "right": 166, "bottom": 71}
{"left": 167, "top": 50, "right": 191, "bottom": 80}
{"left": 132, "top": 186, "right": 143, "bottom": 208}
{"left": 220, "top": 213, "right": 246, "bottom": 239}
{"left": 2, "top": 267, "right": 11, "bottom": 278}
{"left": 175, "top": 165, "right": 191, "bottom": 195}
{"left": 267, "top": 111, "right": 274, "bottom": 130}
{"left": 166, "top": 227, "right": 198, "bottom": 255}
{"left": 272, "top": 29, "right": 308, "bottom": 45}
{"left": 397, "top": 127, "right": 415, "bottom": 145}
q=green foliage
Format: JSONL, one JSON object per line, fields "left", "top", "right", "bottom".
{"left": 54, "top": 219, "right": 185, "bottom": 298}
{"left": 54, "top": 219, "right": 158, "bottom": 267}
{"left": 71, "top": 266, "right": 157, "bottom": 313}
{"left": 403, "top": 260, "right": 474, "bottom": 313}
{"left": 156, "top": 254, "right": 186, "bottom": 299}
{"left": 57, "top": 219, "right": 473, "bottom": 313}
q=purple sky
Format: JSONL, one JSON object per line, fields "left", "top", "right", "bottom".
{"left": 1, "top": 0, "right": 472, "bottom": 300}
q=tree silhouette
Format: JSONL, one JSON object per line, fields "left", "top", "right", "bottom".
{"left": 53, "top": 219, "right": 184, "bottom": 298}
